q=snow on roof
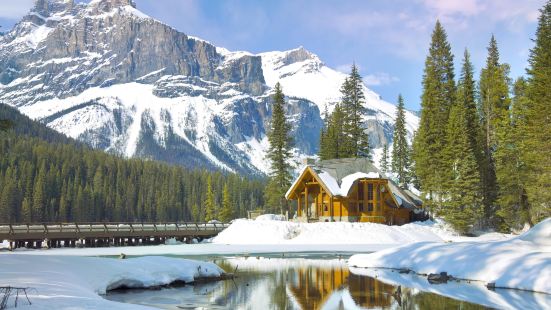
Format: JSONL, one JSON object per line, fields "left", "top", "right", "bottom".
{"left": 339, "top": 172, "right": 380, "bottom": 196}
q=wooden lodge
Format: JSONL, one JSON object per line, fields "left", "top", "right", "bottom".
{"left": 285, "top": 158, "right": 424, "bottom": 225}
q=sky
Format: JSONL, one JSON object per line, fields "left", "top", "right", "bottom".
{"left": 0, "top": 0, "right": 545, "bottom": 111}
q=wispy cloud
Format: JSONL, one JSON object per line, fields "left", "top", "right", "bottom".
{"left": 363, "top": 73, "right": 400, "bottom": 86}
{"left": 418, "top": 0, "right": 542, "bottom": 27}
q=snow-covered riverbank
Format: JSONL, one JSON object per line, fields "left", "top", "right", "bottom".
{"left": 210, "top": 218, "right": 511, "bottom": 244}
{"left": 348, "top": 218, "right": 551, "bottom": 294}
{"left": 0, "top": 255, "right": 223, "bottom": 309}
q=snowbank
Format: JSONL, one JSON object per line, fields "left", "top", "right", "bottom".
{"left": 210, "top": 218, "right": 510, "bottom": 245}
{"left": 0, "top": 255, "right": 223, "bottom": 309}
{"left": 255, "top": 214, "right": 286, "bottom": 221}
{"left": 348, "top": 218, "right": 551, "bottom": 294}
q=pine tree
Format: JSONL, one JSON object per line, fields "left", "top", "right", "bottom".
{"left": 457, "top": 50, "right": 481, "bottom": 156}
{"left": 219, "top": 183, "right": 233, "bottom": 222}
{"left": 413, "top": 21, "right": 456, "bottom": 211}
{"left": 341, "top": 64, "right": 370, "bottom": 158}
{"left": 324, "top": 104, "right": 346, "bottom": 159}
{"left": 264, "top": 82, "right": 293, "bottom": 214}
{"left": 391, "top": 94, "right": 410, "bottom": 186}
{"left": 319, "top": 105, "right": 331, "bottom": 160}
{"left": 478, "top": 35, "right": 511, "bottom": 226}
{"left": 0, "top": 178, "right": 18, "bottom": 223}
{"left": 191, "top": 203, "right": 201, "bottom": 222}
{"left": 495, "top": 77, "right": 530, "bottom": 230}
{"left": 21, "top": 197, "right": 31, "bottom": 223}
{"left": 380, "top": 144, "right": 390, "bottom": 174}
{"left": 521, "top": 0, "right": 551, "bottom": 224}
{"left": 204, "top": 175, "right": 217, "bottom": 222}
{"left": 32, "top": 165, "right": 47, "bottom": 222}
{"left": 443, "top": 85, "right": 483, "bottom": 234}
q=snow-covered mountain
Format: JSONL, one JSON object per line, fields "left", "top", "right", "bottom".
{"left": 0, "top": 0, "right": 419, "bottom": 175}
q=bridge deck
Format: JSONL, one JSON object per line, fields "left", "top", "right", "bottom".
{"left": 0, "top": 222, "right": 229, "bottom": 242}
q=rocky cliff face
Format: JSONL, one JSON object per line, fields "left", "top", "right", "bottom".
{"left": 0, "top": 0, "right": 418, "bottom": 175}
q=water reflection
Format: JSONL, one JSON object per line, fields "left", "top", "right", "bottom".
{"left": 106, "top": 256, "right": 494, "bottom": 309}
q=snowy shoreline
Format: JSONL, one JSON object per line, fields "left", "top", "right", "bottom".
{"left": 0, "top": 255, "right": 223, "bottom": 309}
{"left": 348, "top": 218, "right": 551, "bottom": 294}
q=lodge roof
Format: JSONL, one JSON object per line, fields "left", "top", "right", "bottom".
{"left": 311, "top": 157, "right": 381, "bottom": 183}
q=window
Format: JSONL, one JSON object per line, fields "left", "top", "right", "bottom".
{"left": 377, "top": 185, "right": 381, "bottom": 211}
{"left": 368, "top": 202, "right": 373, "bottom": 211}
{"left": 368, "top": 184, "right": 374, "bottom": 200}
{"left": 358, "top": 182, "right": 364, "bottom": 199}
{"left": 359, "top": 202, "right": 364, "bottom": 212}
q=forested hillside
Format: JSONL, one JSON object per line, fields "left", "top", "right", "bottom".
{"left": 0, "top": 104, "right": 266, "bottom": 223}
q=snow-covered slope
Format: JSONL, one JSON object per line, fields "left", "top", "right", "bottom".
{"left": 0, "top": 0, "right": 419, "bottom": 175}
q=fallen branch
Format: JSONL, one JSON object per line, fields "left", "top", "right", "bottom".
{"left": 0, "top": 287, "right": 34, "bottom": 309}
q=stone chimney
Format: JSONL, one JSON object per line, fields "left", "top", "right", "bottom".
{"left": 302, "top": 158, "right": 316, "bottom": 166}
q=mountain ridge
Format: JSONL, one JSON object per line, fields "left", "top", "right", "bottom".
{"left": 0, "top": 0, "right": 419, "bottom": 175}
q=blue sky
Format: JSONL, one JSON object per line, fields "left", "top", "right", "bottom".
{"left": 0, "top": 0, "right": 545, "bottom": 111}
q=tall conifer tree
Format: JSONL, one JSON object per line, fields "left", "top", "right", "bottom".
{"left": 323, "top": 104, "right": 346, "bottom": 159}
{"left": 443, "top": 100, "right": 483, "bottom": 233}
{"left": 413, "top": 21, "right": 456, "bottom": 211}
{"left": 265, "top": 83, "right": 293, "bottom": 214}
{"left": 495, "top": 78, "right": 530, "bottom": 230}
{"left": 442, "top": 51, "right": 485, "bottom": 232}
{"left": 392, "top": 94, "right": 410, "bottom": 186}
{"left": 478, "top": 35, "right": 511, "bottom": 226}
{"left": 521, "top": 0, "right": 551, "bottom": 223}
{"left": 380, "top": 144, "right": 389, "bottom": 174}
{"left": 457, "top": 49, "right": 481, "bottom": 159}
{"left": 219, "top": 183, "right": 233, "bottom": 222}
{"left": 204, "top": 175, "right": 216, "bottom": 222}
{"left": 341, "top": 64, "right": 370, "bottom": 158}
{"left": 319, "top": 105, "right": 331, "bottom": 160}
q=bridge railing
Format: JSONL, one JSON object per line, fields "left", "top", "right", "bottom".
{"left": 0, "top": 222, "right": 231, "bottom": 239}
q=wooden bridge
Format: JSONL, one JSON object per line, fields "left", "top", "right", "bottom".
{"left": 0, "top": 222, "right": 230, "bottom": 250}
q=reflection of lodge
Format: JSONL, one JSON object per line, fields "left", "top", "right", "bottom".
{"left": 286, "top": 158, "right": 425, "bottom": 224}
{"left": 288, "top": 265, "right": 396, "bottom": 309}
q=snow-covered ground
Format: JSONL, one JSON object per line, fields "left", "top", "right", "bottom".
{"left": 210, "top": 217, "right": 511, "bottom": 245}
{"left": 0, "top": 255, "right": 222, "bottom": 309}
{"left": 348, "top": 218, "right": 551, "bottom": 294}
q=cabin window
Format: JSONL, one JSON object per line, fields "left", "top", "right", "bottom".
{"left": 376, "top": 185, "right": 381, "bottom": 211}
{"left": 358, "top": 182, "right": 364, "bottom": 198}
{"left": 367, "top": 184, "right": 374, "bottom": 200}
{"left": 324, "top": 204, "right": 328, "bottom": 212}
{"left": 359, "top": 202, "right": 364, "bottom": 212}
{"left": 368, "top": 202, "right": 374, "bottom": 211}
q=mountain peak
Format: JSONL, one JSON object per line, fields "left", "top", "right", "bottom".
{"left": 89, "top": 0, "right": 137, "bottom": 12}
{"left": 32, "top": 0, "right": 50, "bottom": 16}
{"left": 285, "top": 46, "right": 318, "bottom": 63}
{"left": 32, "top": 0, "right": 75, "bottom": 14}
